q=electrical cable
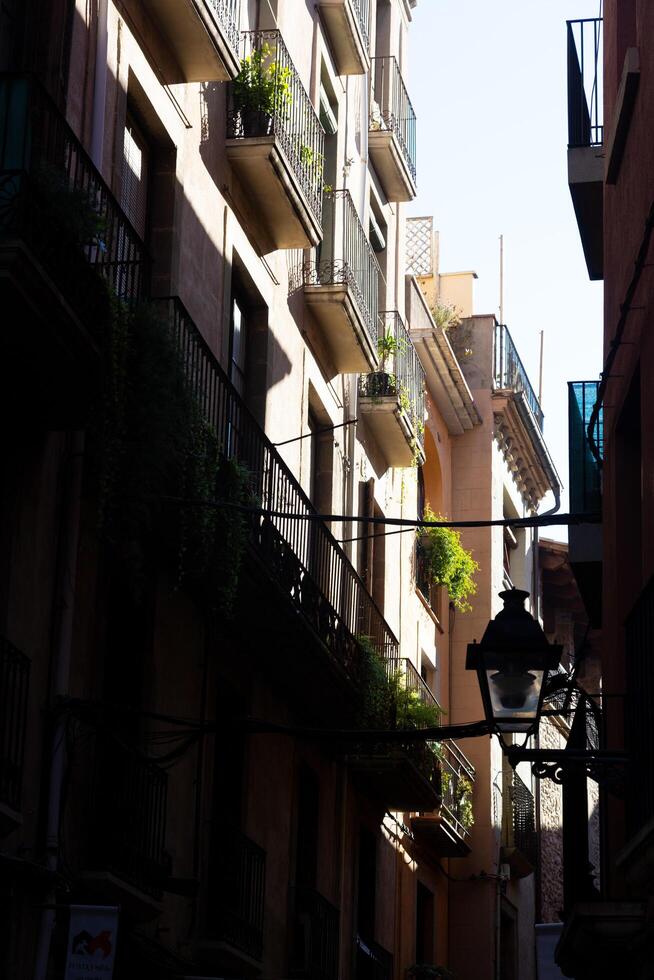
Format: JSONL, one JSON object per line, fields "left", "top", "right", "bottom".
{"left": 158, "top": 496, "right": 600, "bottom": 531}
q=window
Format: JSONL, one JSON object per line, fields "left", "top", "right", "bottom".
{"left": 229, "top": 295, "right": 248, "bottom": 399}
{"left": 121, "top": 114, "right": 150, "bottom": 240}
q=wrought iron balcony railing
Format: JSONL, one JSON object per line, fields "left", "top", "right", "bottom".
{"left": 88, "top": 734, "right": 170, "bottom": 894}
{"left": 351, "top": 0, "right": 371, "bottom": 51}
{"left": 359, "top": 310, "right": 425, "bottom": 433}
{"left": 493, "top": 323, "right": 544, "bottom": 431}
{"left": 207, "top": 828, "right": 266, "bottom": 960}
{"left": 626, "top": 575, "right": 654, "bottom": 837}
{"left": 568, "top": 380, "right": 602, "bottom": 513}
{"left": 0, "top": 636, "right": 30, "bottom": 813}
{"left": 503, "top": 764, "right": 537, "bottom": 871}
{"left": 209, "top": 0, "right": 241, "bottom": 52}
{"left": 567, "top": 18, "right": 603, "bottom": 148}
{"left": 160, "top": 297, "right": 398, "bottom": 671}
{"left": 370, "top": 56, "right": 417, "bottom": 183}
{"left": 303, "top": 189, "right": 380, "bottom": 349}
{"left": 438, "top": 739, "right": 475, "bottom": 841}
{"left": 227, "top": 31, "right": 324, "bottom": 227}
{"left": 290, "top": 887, "right": 340, "bottom": 980}
{"left": 356, "top": 937, "right": 392, "bottom": 980}
{"left": 384, "top": 655, "right": 437, "bottom": 714}
{"left": 0, "top": 75, "right": 146, "bottom": 305}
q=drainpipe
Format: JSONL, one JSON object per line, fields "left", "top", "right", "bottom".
{"left": 91, "top": 0, "right": 108, "bottom": 171}
{"left": 32, "top": 431, "right": 86, "bottom": 980}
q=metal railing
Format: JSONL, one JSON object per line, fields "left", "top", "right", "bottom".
{"left": 415, "top": 538, "right": 439, "bottom": 611}
{"left": 158, "top": 297, "right": 398, "bottom": 671}
{"left": 0, "top": 636, "right": 30, "bottom": 812}
{"left": 568, "top": 381, "right": 602, "bottom": 513}
{"left": 503, "top": 764, "right": 537, "bottom": 870}
{"left": 290, "top": 887, "right": 340, "bottom": 980}
{"left": 370, "top": 56, "right": 417, "bottom": 184}
{"left": 227, "top": 31, "right": 324, "bottom": 227}
{"left": 384, "top": 656, "right": 437, "bottom": 713}
{"left": 207, "top": 828, "right": 266, "bottom": 959}
{"left": 208, "top": 0, "right": 241, "bottom": 52}
{"left": 88, "top": 734, "right": 170, "bottom": 893}
{"left": 359, "top": 311, "right": 425, "bottom": 440}
{"left": 626, "top": 575, "right": 654, "bottom": 836}
{"left": 356, "top": 937, "right": 392, "bottom": 980}
{"left": 493, "top": 323, "right": 544, "bottom": 431}
{"left": 0, "top": 75, "right": 145, "bottom": 305}
{"left": 438, "top": 740, "right": 475, "bottom": 840}
{"left": 351, "top": 0, "right": 371, "bottom": 52}
{"left": 303, "top": 189, "right": 380, "bottom": 350}
{"left": 567, "top": 18, "right": 603, "bottom": 147}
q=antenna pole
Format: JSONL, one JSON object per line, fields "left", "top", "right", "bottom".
{"left": 538, "top": 329, "right": 544, "bottom": 405}
{"left": 499, "top": 234, "right": 504, "bottom": 324}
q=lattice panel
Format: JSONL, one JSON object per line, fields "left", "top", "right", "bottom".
{"left": 406, "top": 215, "right": 433, "bottom": 276}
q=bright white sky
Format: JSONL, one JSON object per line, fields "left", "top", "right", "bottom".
{"left": 407, "top": 0, "right": 604, "bottom": 537}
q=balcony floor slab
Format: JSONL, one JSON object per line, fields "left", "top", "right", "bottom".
{"left": 304, "top": 281, "right": 378, "bottom": 374}
{"left": 368, "top": 129, "right": 417, "bottom": 203}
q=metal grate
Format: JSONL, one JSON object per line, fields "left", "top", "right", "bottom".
{"left": 567, "top": 18, "right": 603, "bottom": 148}
{"left": 406, "top": 216, "right": 433, "bottom": 276}
{"left": 370, "top": 56, "right": 417, "bottom": 184}
{"left": 88, "top": 733, "right": 170, "bottom": 894}
{"left": 0, "top": 636, "right": 30, "bottom": 812}
{"left": 503, "top": 764, "right": 538, "bottom": 870}
{"left": 493, "top": 323, "right": 544, "bottom": 431}
{"left": 355, "top": 937, "right": 392, "bottom": 980}
{"left": 207, "top": 828, "right": 266, "bottom": 960}
{"left": 351, "top": 0, "right": 371, "bottom": 52}
{"left": 227, "top": 31, "right": 324, "bottom": 227}
{"left": 303, "top": 189, "right": 380, "bottom": 348}
{"left": 290, "top": 887, "right": 340, "bottom": 980}
{"left": 568, "top": 380, "right": 602, "bottom": 513}
{"left": 156, "top": 297, "right": 399, "bottom": 670}
{"left": 625, "top": 575, "right": 654, "bottom": 836}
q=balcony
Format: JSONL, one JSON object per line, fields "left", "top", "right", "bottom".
{"left": 318, "top": 0, "right": 370, "bottom": 75}
{"left": 290, "top": 887, "right": 340, "bottom": 980}
{"left": 412, "top": 740, "right": 475, "bottom": 858}
{"left": 81, "top": 733, "right": 170, "bottom": 917}
{"left": 492, "top": 323, "right": 560, "bottom": 509}
{"left": 200, "top": 828, "right": 266, "bottom": 970}
{"left": 303, "top": 190, "right": 380, "bottom": 374}
{"left": 369, "top": 57, "right": 417, "bottom": 201}
{"left": 0, "top": 75, "right": 145, "bottom": 424}
{"left": 358, "top": 312, "right": 425, "bottom": 468}
{"left": 0, "top": 636, "right": 30, "bottom": 835}
{"left": 568, "top": 381, "right": 602, "bottom": 626}
{"left": 355, "top": 937, "right": 392, "bottom": 980}
{"left": 348, "top": 658, "right": 441, "bottom": 811}
{"left": 501, "top": 763, "right": 537, "bottom": 878}
{"left": 161, "top": 298, "right": 398, "bottom": 717}
{"left": 226, "top": 31, "right": 324, "bottom": 251}
{"left": 566, "top": 18, "right": 603, "bottom": 280}
{"left": 141, "top": 0, "right": 241, "bottom": 82}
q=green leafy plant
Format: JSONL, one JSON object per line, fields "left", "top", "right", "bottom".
{"left": 300, "top": 143, "right": 324, "bottom": 176}
{"left": 377, "top": 329, "right": 406, "bottom": 371}
{"left": 234, "top": 42, "right": 293, "bottom": 120}
{"left": 431, "top": 302, "right": 461, "bottom": 332}
{"left": 454, "top": 775, "right": 474, "bottom": 830}
{"left": 419, "top": 506, "right": 479, "bottom": 612}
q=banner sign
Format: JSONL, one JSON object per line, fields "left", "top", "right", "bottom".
{"left": 65, "top": 905, "right": 119, "bottom": 979}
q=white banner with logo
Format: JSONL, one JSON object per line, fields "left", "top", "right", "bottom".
{"left": 65, "top": 905, "right": 119, "bottom": 980}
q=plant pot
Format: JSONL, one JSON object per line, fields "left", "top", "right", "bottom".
{"left": 238, "top": 108, "right": 273, "bottom": 138}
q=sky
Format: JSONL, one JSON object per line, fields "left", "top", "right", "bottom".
{"left": 406, "top": 0, "right": 604, "bottom": 536}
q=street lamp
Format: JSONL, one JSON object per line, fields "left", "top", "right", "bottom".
{"left": 466, "top": 589, "right": 563, "bottom": 735}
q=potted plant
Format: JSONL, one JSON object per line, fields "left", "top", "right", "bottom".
{"left": 233, "top": 41, "right": 293, "bottom": 137}
{"left": 418, "top": 505, "right": 479, "bottom": 612}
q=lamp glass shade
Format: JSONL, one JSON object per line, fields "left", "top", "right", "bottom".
{"left": 486, "top": 667, "right": 544, "bottom": 733}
